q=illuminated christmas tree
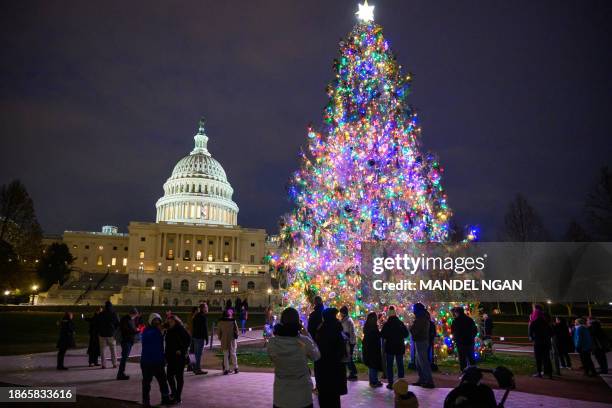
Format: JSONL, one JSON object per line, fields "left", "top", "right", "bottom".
{"left": 280, "top": 1, "right": 451, "bottom": 315}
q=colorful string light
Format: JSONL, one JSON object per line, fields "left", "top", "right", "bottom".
{"left": 278, "top": 15, "right": 482, "bottom": 360}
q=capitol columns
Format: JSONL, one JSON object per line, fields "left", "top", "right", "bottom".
{"left": 191, "top": 236, "right": 195, "bottom": 263}
{"left": 233, "top": 236, "right": 237, "bottom": 261}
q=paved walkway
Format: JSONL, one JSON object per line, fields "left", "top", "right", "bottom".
{"left": 0, "top": 347, "right": 610, "bottom": 408}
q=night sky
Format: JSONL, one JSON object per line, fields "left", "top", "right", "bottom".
{"left": 1, "top": 1, "right": 611, "bottom": 239}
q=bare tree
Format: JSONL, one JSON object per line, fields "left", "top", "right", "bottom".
{"left": 502, "top": 193, "right": 548, "bottom": 315}
{"left": 564, "top": 220, "right": 590, "bottom": 242}
{"left": 585, "top": 167, "right": 612, "bottom": 241}
{"left": 502, "top": 193, "right": 549, "bottom": 242}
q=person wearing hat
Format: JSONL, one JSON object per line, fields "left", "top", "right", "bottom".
{"left": 117, "top": 307, "right": 140, "bottom": 380}
{"left": 141, "top": 313, "right": 172, "bottom": 407}
{"left": 392, "top": 378, "right": 419, "bottom": 408}
{"left": 409, "top": 303, "right": 434, "bottom": 388}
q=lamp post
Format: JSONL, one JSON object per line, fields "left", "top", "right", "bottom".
{"left": 151, "top": 286, "right": 156, "bottom": 306}
{"left": 267, "top": 288, "right": 272, "bottom": 307}
{"left": 30, "top": 285, "right": 38, "bottom": 305}
{"left": 3, "top": 290, "right": 10, "bottom": 305}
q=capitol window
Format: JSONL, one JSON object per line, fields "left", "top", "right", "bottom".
{"left": 181, "top": 280, "right": 189, "bottom": 292}
{"left": 97, "top": 255, "right": 103, "bottom": 266}
{"left": 167, "top": 266, "right": 172, "bottom": 272}
{"left": 98, "top": 245, "right": 104, "bottom": 250}
{"left": 230, "top": 280, "right": 239, "bottom": 293}
{"left": 247, "top": 281, "right": 255, "bottom": 290}
{"left": 122, "top": 258, "right": 128, "bottom": 266}
{"left": 163, "top": 279, "right": 172, "bottom": 290}
{"left": 214, "top": 280, "right": 222, "bottom": 293}
{"left": 111, "top": 257, "right": 117, "bottom": 266}
{"left": 83, "top": 257, "right": 88, "bottom": 265}
{"left": 197, "top": 280, "right": 206, "bottom": 291}
{"left": 196, "top": 251, "right": 202, "bottom": 261}
{"left": 145, "top": 278, "right": 154, "bottom": 288}
{"left": 167, "top": 249, "right": 174, "bottom": 260}
{"left": 139, "top": 250, "right": 145, "bottom": 259}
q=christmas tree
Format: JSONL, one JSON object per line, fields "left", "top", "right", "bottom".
{"left": 281, "top": 1, "right": 448, "bottom": 310}
{"left": 279, "top": 2, "right": 481, "bottom": 359}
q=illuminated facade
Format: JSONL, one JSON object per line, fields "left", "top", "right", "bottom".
{"left": 40, "top": 118, "right": 274, "bottom": 307}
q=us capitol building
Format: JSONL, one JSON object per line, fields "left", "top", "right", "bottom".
{"left": 40, "top": 118, "right": 279, "bottom": 307}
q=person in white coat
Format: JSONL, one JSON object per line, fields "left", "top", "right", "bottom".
{"left": 340, "top": 305, "right": 358, "bottom": 380}
{"left": 267, "top": 307, "right": 321, "bottom": 408}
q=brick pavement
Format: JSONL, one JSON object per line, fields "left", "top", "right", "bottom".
{"left": 0, "top": 348, "right": 610, "bottom": 407}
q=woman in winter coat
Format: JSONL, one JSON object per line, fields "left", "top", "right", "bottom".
{"left": 362, "top": 312, "right": 383, "bottom": 388}
{"left": 267, "top": 307, "right": 321, "bottom": 408}
{"left": 57, "top": 312, "right": 76, "bottom": 370}
{"left": 528, "top": 306, "right": 553, "bottom": 379}
{"left": 165, "top": 315, "right": 191, "bottom": 403}
{"left": 217, "top": 309, "right": 239, "bottom": 375}
{"left": 315, "top": 308, "right": 347, "bottom": 408}
{"left": 85, "top": 307, "right": 102, "bottom": 366}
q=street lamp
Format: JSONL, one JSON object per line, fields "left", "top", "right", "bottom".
{"left": 3, "top": 290, "right": 10, "bottom": 305}
{"left": 267, "top": 288, "right": 272, "bottom": 306}
{"left": 151, "top": 286, "right": 156, "bottom": 306}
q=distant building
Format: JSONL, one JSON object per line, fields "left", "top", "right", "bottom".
{"left": 39, "top": 118, "right": 277, "bottom": 307}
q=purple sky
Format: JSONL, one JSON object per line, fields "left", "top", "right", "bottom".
{"left": 1, "top": 1, "right": 611, "bottom": 239}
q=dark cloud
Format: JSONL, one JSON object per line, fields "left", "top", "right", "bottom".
{"left": 1, "top": 0, "right": 611, "bottom": 239}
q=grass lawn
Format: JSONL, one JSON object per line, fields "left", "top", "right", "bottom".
{"left": 0, "top": 311, "right": 265, "bottom": 356}
{"left": 216, "top": 345, "right": 535, "bottom": 376}
{"left": 2, "top": 310, "right": 608, "bottom": 357}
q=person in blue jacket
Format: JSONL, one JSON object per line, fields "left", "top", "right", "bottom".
{"left": 573, "top": 318, "right": 596, "bottom": 377}
{"left": 140, "top": 313, "right": 172, "bottom": 407}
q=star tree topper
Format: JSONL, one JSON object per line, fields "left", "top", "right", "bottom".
{"left": 356, "top": 0, "right": 375, "bottom": 22}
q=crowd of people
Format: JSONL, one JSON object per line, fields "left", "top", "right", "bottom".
{"left": 528, "top": 304, "right": 609, "bottom": 379}
{"left": 266, "top": 299, "right": 486, "bottom": 408}
{"left": 55, "top": 299, "right": 610, "bottom": 408}
{"left": 56, "top": 299, "right": 243, "bottom": 407}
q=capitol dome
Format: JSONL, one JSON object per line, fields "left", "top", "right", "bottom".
{"left": 155, "top": 118, "right": 239, "bottom": 226}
